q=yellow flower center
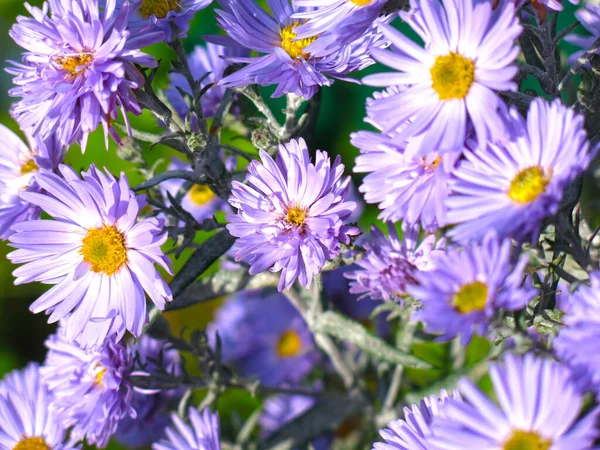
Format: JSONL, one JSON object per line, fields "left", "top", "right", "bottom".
{"left": 81, "top": 225, "right": 128, "bottom": 276}
{"left": 430, "top": 52, "right": 475, "bottom": 100}
{"left": 286, "top": 206, "right": 308, "bottom": 228}
{"left": 508, "top": 167, "right": 550, "bottom": 204}
{"left": 188, "top": 184, "right": 215, "bottom": 206}
{"left": 420, "top": 155, "right": 442, "bottom": 171}
{"left": 350, "top": 0, "right": 373, "bottom": 4}
{"left": 55, "top": 53, "right": 94, "bottom": 79}
{"left": 280, "top": 23, "right": 318, "bottom": 59}
{"left": 503, "top": 430, "right": 552, "bottom": 450}
{"left": 277, "top": 330, "right": 302, "bottom": 358}
{"left": 13, "top": 437, "right": 49, "bottom": 450}
{"left": 95, "top": 368, "right": 107, "bottom": 386}
{"left": 20, "top": 159, "right": 39, "bottom": 175}
{"left": 138, "top": 0, "right": 182, "bottom": 18}
{"left": 452, "top": 281, "right": 488, "bottom": 314}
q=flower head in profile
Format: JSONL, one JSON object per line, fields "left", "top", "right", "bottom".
{"left": 208, "top": 289, "right": 319, "bottom": 386}
{"left": 166, "top": 43, "right": 248, "bottom": 120}
{"left": 227, "top": 138, "right": 358, "bottom": 291}
{"left": 374, "top": 390, "right": 460, "bottom": 450}
{"left": 352, "top": 119, "right": 461, "bottom": 231}
{"left": 429, "top": 354, "right": 600, "bottom": 450}
{"left": 409, "top": 233, "right": 536, "bottom": 345}
{"left": 0, "top": 124, "right": 64, "bottom": 239}
{"left": 8, "top": 0, "right": 161, "bottom": 150}
{"left": 345, "top": 224, "right": 443, "bottom": 302}
{"left": 153, "top": 408, "right": 221, "bottom": 450}
{"left": 0, "top": 363, "right": 79, "bottom": 450}
{"left": 212, "top": 0, "right": 384, "bottom": 99}
{"left": 446, "top": 99, "right": 593, "bottom": 243}
{"left": 554, "top": 272, "right": 600, "bottom": 396}
{"left": 116, "top": 335, "right": 185, "bottom": 448}
{"left": 42, "top": 330, "right": 134, "bottom": 448}
{"left": 363, "top": 0, "right": 521, "bottom": 153}
{"left": 8, "top": 164, "right": 172, "bottom": 349}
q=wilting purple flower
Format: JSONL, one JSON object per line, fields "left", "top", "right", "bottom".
{"left": 160, "top": 158, "right": 230, "bottom": 224}
{"left": 116, "top": 335, "right": 185, "bottom": 448}
{"left": 110, "top": 0, "right": 212, "bottom": 41}
{"left": 166, "top": 43, "right": 248, "bottom": 119}
{"left": 446, "top": 99, "right": 593, "bottom": 244}
{"left": 345, "top": 224, "right": 443, "bottom": 302}
{"left": 566, "top": 3, "right": 600, "bottom": 62}
{"left": 260, "top": 394, "right": 332, "bottom": 450}
{"left": 292, "top": 0, "right": 392, "bottom": 45}
{"left": 227, "top": 138, "right": 358, "bottom": 291}
{"left": 374, "top": 390, "right": 460, "bottom": 450}
{"left": 208, "top": 289, "right": 319, "bottom": 386}
{"left": 363, "top": 0, "right": 521, "bottom": 153}
{"left": 153, "top": 408, "right": 221, "bottom": 450}
{"left": 8, "top": 0, "right": 161, "bottom": 150}
{"left": 42, "top": 330, "right": 134, "bottom": 448}
{"left": 554, "top": 272, "right": 600, "bottom": 396}
{"left": 429, "top": 354, "right": 600, "bottom": 450}
{"left": 409, "top": 233, "right": 536, "bottom": 345}
{"left": 0, "top": 363, "right": 79, "bottom": 450}
{"left": 352, "top": 122, "right": 461, "bottom": 231}
{"left": 212, "top": 0, "right": 384, "bottom": 99}
{"left": 8, "top": 164, "right": 172, "bottom": 349}
{"left": 0, "top": 124, "right": 64, "bottom": 239}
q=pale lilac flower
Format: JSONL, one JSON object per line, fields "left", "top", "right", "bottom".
{"left": 227, "top": 138, "right": 358, "bottom": 291}
{"left": 8, "top": 0, "right": 161, "bottom": 150}
{"left": 363, "top": 0, "right": 521, "bottom": 153}
{"left": 153, "top": 408, "right": 221, "bottom": 450}
{"left": 566, "top": 3, "right": 600, "bottom": 62}
{"left": 8, "top": 164, "right": 172, "bottom": 349}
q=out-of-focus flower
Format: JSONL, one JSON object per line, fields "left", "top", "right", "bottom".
{"left": 8, "top": 0, "right": 161, "bottom": 150}
{"left": 0, "top": 124, "right": 64, "bottom": 239}
{"left": 166, "top": 43, "right": 248, "bottom": 120}
{"left": 208, "top": 289, "right": 319, "bottom": 386}
{"left": 409, "top": 233, "right": 536, "bottom": 345}
{"left": 227, "top": 138, "right": 358, "bottom": 291}
{"left": 373, "top": 390, "right": 460, "bottom": 450}
{"left": 363, "top": 0, "right": 521, "bottom": 153}
{"left": 212, "top": 0, "right": 385, "bottom": 99}
{"left": 8, "top": 164, "right": 172, "bottom": 349}
{"left": 566, "top": 3, "right": 600, "bottom": 62}
{"left": 429, "top": 354, "right": 600, "bottom": 450}
{"left": 345, "top": 224, "right": 443, "bottom": 302}
{"left": 555, "top": 272, "right": 600, "bottom": 395}
{"left": 116, "top": 336, "right": 185, "bottom": 448}
{"left": 446, "top": 99, "right": 593, "bottom": 243}
{"left": 153, "top": 408, "right": 221, "bottom": 450}
{"left": 0, "top": 363, "right": 79, "bottom": 450}
{"left": 42, "top": 330, "right": 134, "bottom": 448}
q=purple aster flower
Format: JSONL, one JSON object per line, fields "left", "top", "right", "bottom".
{"left": 7, "top": 164, "right": 172, "bottom": 350}
{"left": 160, "top": 158, "right": 230, "bottom": 224}
{"left": 116, "top": 335, "right": 185, "bottom": 448}
{"left": 42, "top": 330, "right": 134, "bottom": 448}
{"left": 352, "top": 121, "right": 461, "bottom": 231}
{"left": 446, "top": 99, "right": 594, "bottom": 244}
{"left": 109, "top": 0, "right": 212, "bottom": 41}
{"left": 260, "top": 394, "right": 332, "bottom": 450}
{"left": 0, "top": 363, "right": 79, "bottom": 450}
{"left": 345, "top": 224, "right": 443, "bottom": 302}
{"left": 0, "top": 124, "right": 64, "bottom": 239}
{"left": 554, "top": 272, "right": 600, "bottom": 395}
{"left": 429, "top": 353, "right": 600, "bottom": 450}
{"left": 208, "top": 289, "right": 319, "bottom": 386}
{"left": 166, "top": 43, "right": 248, "bottom": 120}
{"left": 374, "top": 390, "right": 460, "bottom": 450}
{"left": 227, "top": 138, "right": 358, "bottom": 291}
{"left": 153, "top": 408, "right": 220, "bottom": 450}
{"left": 363, "top": 0, "right": 521, "bottom": 153}
{"left": 8, "top": 0, "right": 161, "bottom": 150}
{"left": 212, "top": 0, "right": 383, "bottom": 99}
{"left": 565, "top": 3, "right": 600, "bottom": 63}
{"left": 408, "top": 232, "right": 536, "bottom": 345}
